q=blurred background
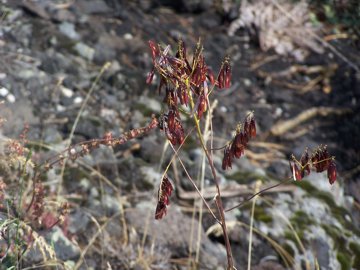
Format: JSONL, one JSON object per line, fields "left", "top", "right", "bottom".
{"left": 0, "top": 0, "right": 359, "bottom": 269}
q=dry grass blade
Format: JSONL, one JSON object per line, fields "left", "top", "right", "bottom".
{"left": 195, "top": 99, "right": 218, "bottom": 265}
{"left": 247, "top": 180, "right": 261, "bottom": 270}
{"left": 179, "top": 181, "right": 295, "bottom": 201}
{"left": 57, "top": 62, "right": 111, "bottom": 195}
{"left": 74, "top": 212, "right": 121, "bottom": 270}
{"left": 206, "top": 220, "right": 295, "bottom": 268}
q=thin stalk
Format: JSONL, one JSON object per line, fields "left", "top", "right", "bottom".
{"left": 225, "top": 178, "right": 292, "bottom": 212}
{"left": 195, "top": 99, "right": 216, "bottom": 264}
{"left": 247, "top": 180, "right": 261, "bottom": 270}
{"left": 168, "top": 143, "right": 219, "bottom": 223}
{"left": 57, "top": 62, "right": 111, "bottom": 195}
{"left": 185, "top": 79, "right": 234, "bottom": 269}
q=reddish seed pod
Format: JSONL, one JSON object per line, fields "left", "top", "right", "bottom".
{"left": 243, "top": 128, "right": 250, "bottom": 143}
{"left": 217, "top": 69, "right": 225, "bottom": 89}
{"left": 146, "top": 69, "right": 155, "bottom": 84}
{"left": 207, "top": 68, "right": 215, "bottom": 85}
{"left": 167, "top": 110, "right": 176, "bottom": 131}
{"left": 218, "top": 58, "right": 231, "bottom": 89}
{"left": 197, "top": 94, "right": 207, "bottom": 119}
{"left": 224, "top": 63, "right": 231, "bottom": 89}
{"left": 290, "top": 161, "right": 303, "bottom": 181}
{"left": 155, "top": 201, "right": 167, "bottom": 220}
{"left": 327, "top": 161, "right": 337, "bottom": 185}
{"left": 148, "top": 40, "right": 159, "bottom": 60}
{"left": 312, "top": 146, "right": 330, "bottom": 172}
{"left": 289, "top": 161, "right": 301, "bottom": 181}
{"left": 231, "top": 141, "right": 244, "bottom": 159}
{"left": 249, "top": 118, "right": 256, "bottom": 138}
{"left": 192, "top": 67, "right": 202, "bottom": 87}
{"left": 155, "top": 176, "right": 174, "bottom": 219}
{"left": 222, "top": 146, "right": 232, "bottom": 170}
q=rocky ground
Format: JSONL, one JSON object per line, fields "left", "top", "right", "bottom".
{"left": 0, "top": 0, "right": 359, "bottom": 269}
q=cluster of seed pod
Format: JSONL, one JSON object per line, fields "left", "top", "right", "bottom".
{"left": 289, "top": 145, "right": 337, "bottom": 185}
{"left": 222, "top": 112, "right": 256, "bottom": 170}
{"left": 158, "top": 110, "right": 185, "bottom": 145}
{"left": 155, "top": 175, "right": 174, "bottom": 220}
{"left": 146, "top": 39, "right": 232, "bottom": 145}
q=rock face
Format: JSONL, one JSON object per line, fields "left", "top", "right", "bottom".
{"left": 126, "top": 203, "right": 227, "bottom": 270}
{"left": 24, "top": 227, "right": 80, "bottom": 265}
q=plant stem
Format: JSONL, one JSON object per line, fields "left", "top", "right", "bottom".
{"left": 185, "top": 80, "right": 234, "bottom": 269}
{"left": 225, "top": 178, "right": 292, "bottom": 212}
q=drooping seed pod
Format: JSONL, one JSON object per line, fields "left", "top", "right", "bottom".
{"left": 232, "top": 133, "right": 245, "bottom": 159}
{"left": 224, "top": 63, "right": 231, "bottom": 89}
{"left": 167, "top": 110, "right": 176, "bottom": 131}
{"left": 312, "top": 146, "right": 330, "bottom": 172}
{"left": 197, "top": 94, "right": 207, "bottom": 119}
{"left": 146, "top": 69, "right": 155, "bottom": 84}
{"left": 207, "top": 67, "right": 215, "bottom": 85}
{"left": 249, "top": 119, "right": 256, "bottom": 138}
{"left": 148, "top": 40, "right": 159, "bottom": 61}
{"left": 155, "top": 176, "right": 174, "bottom": 220}
{"left": 327, "top": 161, "right": 337, "bottom": 185}
{"left": 290, "top": 161, "right": 303, "bottom": 181}
{"left": 218, "top": 58, "right": 231, "bottom": 89}
{"left": 222, "top": 145, "right": 233, "bottom": 170}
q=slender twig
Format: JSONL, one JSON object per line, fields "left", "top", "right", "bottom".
{"left": 185, "top": 78, "right": 234, "bottom": 269}
{"left": 225, "top": 178, "right": 292, "bottom": 212}
{"left": 168, "top": 143, "right": 220, "bottom": 223}
{"left": 247, "top": 180, "right": 261, "bottom": 270}
{"left": 57, "top": 62, "right": 111, "bottom": 195}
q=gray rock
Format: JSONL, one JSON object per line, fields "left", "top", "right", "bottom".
{"left": 126, "top": 203, "right": 227, "bottom": 269}
{"left": 59, "top": 22, "right": 80, "bottom": 40}
{"left": 94, "top": 42, "right": 117, "bottom": 64}
{"left": 25, "top": 226, "right": 80, "bottom": 264}
{"left": 140, "top": 166, "right": 162, "bottom": 187}
{"left": 43, "top": 127, "right": 63, "bottom": 144}
{"left": 49, "top": 226, "right": 80, "bottom": 261}
{"left": 68, "top": 208, "right": 90, "bottom": 234}
{"left": 136, "top": 96, "right": 162, "bottom": 113}
{"left": 75, "top": 0, "right": 111, "bottom": 15}
{"left": 139, "top": 134, "right": 166, "bottom": 163}
{"left": 74, "top": 42, "right": 95, "bottom": 61}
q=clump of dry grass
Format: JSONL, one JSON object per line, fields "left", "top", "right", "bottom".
{"left": 228, "top": 0, "right": 324, "bottom": 61}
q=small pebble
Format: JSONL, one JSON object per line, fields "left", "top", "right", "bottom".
{"left": 73, "top": 96, "right": 83, "bottom": 104}
{"left": 6, "top": 93, "right": 15, "bottom": 103}
{"left": 0, "top": 86, "right": 9, "bottom": 96}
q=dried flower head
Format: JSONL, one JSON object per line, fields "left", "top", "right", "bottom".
{"left": 32, "top": 183, "right": 45, "bottom": 219}
{"left": 217, "top": 57, "right": 231, "bottom": 89}
{"left": 147, "top": 39, "right": 233, "bottom": 147}
{"left": 159, "top": 112, "right": 185, "bottom": 145}
{"left": 327, "top": 161, "right": 337, "bottom": 185}
{"left": 155, "top": 175, "right": 173, "bottom": 220}
{"left": 222, "top": 112, "right": 256, "bottom": 170}
{"left": 311, "top": 145, "right": 331, "bottom": 173}
{"left": 289, "top": 145, "right": 337, "bottom": 184}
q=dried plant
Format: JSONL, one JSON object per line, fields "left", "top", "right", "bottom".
{"left": 145, "top": 39, "right": 337, "bottom": 269}
{"left": 290, "top": 145, "right": 337, "bottom": 184}
{"left": 0, "top": 37, "right": 338, "bottom": 269}
{"left": 228, "top": 0, "right": 324, "bottom": 61}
